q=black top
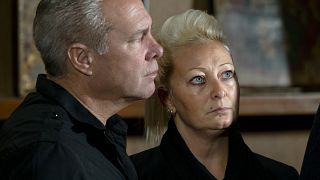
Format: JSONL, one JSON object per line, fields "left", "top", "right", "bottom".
{"left": 0, "top": 74, "right": 138, "bottom": 180}
{"left": 300, "top": 104, "right": 320, "bottom": 180}
{"left": 131, "top": 120, "right": 298, "bottom": 180}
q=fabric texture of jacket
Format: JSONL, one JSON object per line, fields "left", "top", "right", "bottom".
{"left": 131, "top": 120, "right": 299, "bottom": 180}
{"left": 0, "top": 74, "right": 138, "bottom": 180}
{"left": 300, "top": 104, "right": 320, "bottom": 180}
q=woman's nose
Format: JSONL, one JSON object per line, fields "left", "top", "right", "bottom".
{"left": 210, "top": 81, "right": 226, "bottom": 99}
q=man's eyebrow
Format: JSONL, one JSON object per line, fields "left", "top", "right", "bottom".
{"left": 130, "top": 27, "right": 149, "bottom": 38}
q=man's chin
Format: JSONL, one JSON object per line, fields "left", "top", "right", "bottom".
{"left": 125, "top": 85, "right": 155, "bottom": 101}
{"left": 140, "top": 82, "right": 156, "bottom": 98}
{"left": 139, "top": 86, "right": 156, "bottom": 99}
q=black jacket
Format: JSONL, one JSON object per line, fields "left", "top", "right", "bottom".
{"left": 131, "top": 120, "right": 298, "bottom": 180}
{"left": 0, "top": 74, "right": 138, "bottom": 180}
{"left": 300, "top": 104, "right": 320, "bottom": 180}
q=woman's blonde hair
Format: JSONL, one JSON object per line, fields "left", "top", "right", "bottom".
{"left": 145, "top": 9, "right": 228, "bottom": 144}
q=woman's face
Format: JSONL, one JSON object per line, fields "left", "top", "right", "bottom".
{"left": 168, "top": 40, "right": 239, "bottom": 134}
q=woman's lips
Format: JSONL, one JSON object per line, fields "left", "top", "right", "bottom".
{"left": 208, "top": 107, "right": 232, "bottom": 114}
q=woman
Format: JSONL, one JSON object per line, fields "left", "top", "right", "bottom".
{"left": 131, "top": 9, "right": 299, "bottom": 180}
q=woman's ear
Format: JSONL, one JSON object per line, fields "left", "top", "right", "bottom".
{"left": 67, "top": 43, "right": 93, "bottom": 76}
{"left": 157, "top": 86, "right": 176, "bottom": 113}
{"left": 157, "top": 86, "right": 169, "bottom": 107}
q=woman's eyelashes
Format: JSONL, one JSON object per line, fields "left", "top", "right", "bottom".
{"left": 189, "top": 70, "right": 234, "bottom": 85}
{"left": 221, "top": 70, "right": 234, "bottom": 80}
{"left": 190, "top": 75, "right": 206, "bottom": 85}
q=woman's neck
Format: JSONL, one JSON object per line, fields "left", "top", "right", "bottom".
{"left": 175, "top": 119, "right": 229, "bottom": 180}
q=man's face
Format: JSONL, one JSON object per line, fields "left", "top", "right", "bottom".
{"left": 92, "top": 0, "right": 163, "bottom": 101}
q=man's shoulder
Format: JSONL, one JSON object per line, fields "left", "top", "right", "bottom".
{"left": 0, "top": 141, "right": 88, "bottom": 179}
{"left": 255, "top": 153, "right": 299, "bottom": 179}
{"left": 0, "top": 135, "right": 125, "bottom": 180}
{"left": 0, "top": 92, "right": 72, "bottom": 157}
{"left": 10, "top": 92, "right": 65, "bottom": 120}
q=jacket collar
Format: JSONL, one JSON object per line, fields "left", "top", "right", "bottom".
{"left": 159, "top": 119, "right": 270, "bottom": 179}
{"left": 160, "top": 119, "right": 217, "bottom": 179}
{"left": 35, "top": 74, "right": 127, "bottom": 135}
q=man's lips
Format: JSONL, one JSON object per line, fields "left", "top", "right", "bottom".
{"left": 146, "top": 70, "right": 158, "bottom": 78}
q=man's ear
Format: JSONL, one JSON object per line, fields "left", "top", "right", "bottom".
{"left": 67, "top": 43, "right": 93, "bottom": 76}
{"left": 157, "top": 86, "right": 170, "bottom": 107}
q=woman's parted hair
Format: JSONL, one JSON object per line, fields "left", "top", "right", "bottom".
{"left": 145, "top": 9, "right": 228, "bottom": 144}
{"left": 33, "top": 0, "right": 112, "bottom": 76}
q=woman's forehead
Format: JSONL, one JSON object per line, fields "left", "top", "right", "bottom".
{"left": 172, "top": 40, "right": 233, "bottom": 70}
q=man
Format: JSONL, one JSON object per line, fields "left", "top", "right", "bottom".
{"left": 300, "top": 105, "right": 320, "bottom": 180}
{"left": 0, "top": 0, "right": 162, "bottom": 179}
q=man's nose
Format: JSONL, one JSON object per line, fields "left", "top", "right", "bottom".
{"left": 146, "top": 36, "right": 163, "bottom": 61}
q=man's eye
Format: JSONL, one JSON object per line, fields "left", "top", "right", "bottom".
{"left": 222, "top": 70, "right": 233, "bottom": 79}
{"left": 129, "top": 34, "right": 144, "bottom": 43}
{"left": 190, "top": 76, "right": 205, "bottom": 85}
{"left": 129, "top": 37, "right": 142, "bottom": 43}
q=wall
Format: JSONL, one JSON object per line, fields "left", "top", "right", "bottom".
{"left": 149, "top": 0, "right": 193, "bottom": 31}
{"left": 0, "top": 0, "right": 15, "bottom": 97}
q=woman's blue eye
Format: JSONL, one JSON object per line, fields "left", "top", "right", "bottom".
{"left": 222, "top": 70, "right": 233, "bottom": 79}
{"left": 190, "top": 76, "right": 205, "bottom": 85}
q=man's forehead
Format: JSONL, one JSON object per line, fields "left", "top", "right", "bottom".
{"left": 103, "top": 0, "right": 150, "bottom": 31}
{"left": 102, "top": 0, "right": 145, "bottom": 16}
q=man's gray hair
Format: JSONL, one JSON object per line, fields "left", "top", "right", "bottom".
{"left": 33, "top": 0, "right": 112, "bottom": 76}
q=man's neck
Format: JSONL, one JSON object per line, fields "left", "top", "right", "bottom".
{"left": 49, "top": 75, "right": 130, "bottom": 125}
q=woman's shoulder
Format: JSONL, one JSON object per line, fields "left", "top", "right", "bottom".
{"left": 130, "top": 146, "right": 163, "bottom": 165}
{"left": 254, "top": 153, "right": 299, "bottom": 179}
{"left": 130, "top": 146, "right": 175, "bottom": 180}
